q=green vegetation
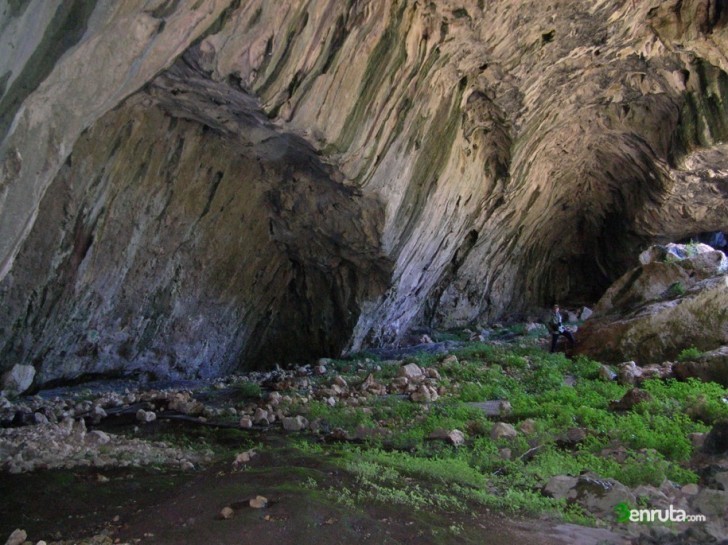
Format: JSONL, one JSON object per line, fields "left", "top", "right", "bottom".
{"left": 677, "top": 346, "right": 702, "bottom": 361}
{"left": 285, "top": 338, "right": 728, "bottom": 524}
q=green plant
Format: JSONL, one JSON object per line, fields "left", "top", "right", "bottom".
{"left": 666, "top": 281, "right": 686, "bottom": 298}
{"left": 677, "top": 346, "right": 702, "bottom": 361}
{"left": 234, "top": 380, "right": 262, "bottom": 398}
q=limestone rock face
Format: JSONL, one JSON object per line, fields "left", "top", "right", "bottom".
{"left": 575, "top": 245, "right": 728, "bottom": 364}
{"left": 1, "top": 1, "right": 728, "bottom": 382}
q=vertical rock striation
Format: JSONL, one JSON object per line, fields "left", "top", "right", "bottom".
{"left": 0, "top": 0, "right": 727, "bottom": 383}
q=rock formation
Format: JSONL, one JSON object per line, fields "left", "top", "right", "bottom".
{"left": 575, "top": 242, "right": 728, "bottom": 364}
{"left": 1, "top": 0, "right": 727, "bottom": 384}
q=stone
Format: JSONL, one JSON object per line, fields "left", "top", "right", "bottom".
{"left": 220, "top": 506, "right": 234, "bottom": 520}
{"left": 282, "top": 416, "right": 308, "bottom": 432}
{"left": 573, "top": 475, "right": 636, "bottom": 515}
{"left": 542, "top": 475, "right": 578, "bottom": 500}
{"left": 3, "top": 529, "right": 26, "bottom": 545}
{"left": 498, "top": 447, "right": 512, "bottom": 460}
{"left": 399, "top": 364, "right": 424, "bottom": 380}
{"left": 681, "top": 483, "right": 699, "bottom": 496}
{"left": 136, "top": 409, "right": 156, "bottom": 423}
{"left": 2, "top": 2, "right": 728, "bottom": 386}
{"left": 239, "top": 416, "right": 253, "bottom": 429}
{"left": 578, "top": 307, "right": 593, "bottom": 321}
{"left": 86, "top": 430, "right": 111, "bottom": 445}
{"left": 576, "top": 266, "right": 728, "bottom": 365}
{"left": 616, "top": 361, "right": 643, "bottom": 386}
{"left": 428, "top": 429, "right": 465, "bottom": 447}
{"left": 689, "top": 432, "right": 706, "bottom": 449}
{"left": 333, "top": 376, "right": 348, "bottom": 389}
{"left": 598, "top": 365, "right": 617, "bottom": 381}
{"left": 690, "top": 488, "right": 728, "bottom": 517}
{"left": 674, "top": 346, "right": 728, "bottom": 387}
{"left": 2, "top": 365, "right": 35, "bottom": 395}
{"left": 253, "top": 408, "right": 269, "bottom": 424}
{"left": 249, "top": 496, "right": 268, "bottom": 509}
{"left": 519, "top": 419, "right": 536, "bottom": 435}
{"left": 608, "top": 388, "right": 652, "bottom": 411}
{"left": 233, "top": 449, "right": 256, "bottom": 468}
{"left": 491, "top": 422, "right": 518, "bottom": 440}
{"left": 442, "top": 355, "right": 458, "bottom": 365}
{"left": 180, "top": 460, "right": 195, "bottom": 471}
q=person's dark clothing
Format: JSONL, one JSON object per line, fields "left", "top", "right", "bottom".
{"left": 548, "top": 309, "right": 575, "bottom": 353}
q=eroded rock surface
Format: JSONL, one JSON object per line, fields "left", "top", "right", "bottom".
{"left": 1, "top": 0, "right": 728, "bottom": 381}
{"left": 575, "top": 243, "right": 728, "bottom": 363}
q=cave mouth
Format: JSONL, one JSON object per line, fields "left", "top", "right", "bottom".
{"left": 0, "top": 57, "right": 392, "bottom": 386}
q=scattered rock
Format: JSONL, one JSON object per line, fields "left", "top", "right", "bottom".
{"left": 689, "top": 432, "right": 706, "bottom": 449}
{"left": 674, "top": 346, "right": 728, "bottom": 387}
{"left": 239, "top": 416, "right": 253, "bottom": 429}
{"left": 690, "top": 488, "right": 728, "bottom": 517}
{"left": 609, "top": 388, "right": 652, "bottom": 411}
{"left": 491, "top": 422, "right": 517, "bottom": 440}
{"left": 542, "top": 475, "right": 578, "bottom": 500}
{"left": 519, "top": 419, "right": 536, "bottom": 435}
{"left": 681, "top": 483, "right": 699, "bottom": 496}
{"left": 86, "top": 430, "right": 111, "bottom": 445}
{"left": 135, "top": 409, "right": 156, "bottom": 423}
{"left": 573, "top": 475, "right": 636, "bottom": 516}
{"left": 399, "top": 363, "right": 424, "bottom": 380}
{"left": 220, "top": 506, "right": 234, "bottom": 519}
{"left": 2, "top": 365, "right": 36, "bottom": 395}
{"left": 3, "top": 529, "right": 26, "bottom": 545}
{"left": 233, "top": 449, "right": 256, "bottom": 468}
{"left": 249, "top": 495, "right": 268, "bottom": 509}
{"left": 282, "top": 415, "right": 309, "bottom": 432}
{"left": 616, "top": 361, "right": 643, "bottom": 385}
{"left": 427, "top": 429, "right": 465, "bottom": 446}
{"left": 498, "top": 447, "right": 512, "bottom": 460}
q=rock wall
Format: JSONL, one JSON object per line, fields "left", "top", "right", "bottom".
{"left": 1, "top": 0, "right": 728, "bottom": 383}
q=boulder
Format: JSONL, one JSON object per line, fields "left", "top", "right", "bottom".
{"left": 3, "top": 529, "right": 27, "bottom": 545}
{"left": 2, "top": 365, "right": 36, "bottom": 395}
{"left": 576, "top": 270, "right": 728, "bottom": 365}
{"left": 608, "top": 388, "right": 652, "bottom": 411}
{"left": 573, "top": 475, "right": 636, "bottom": 516}
{"left": 282, "top": 415, "right": 308, "bottom": 432}
{"left": 427, "top": 429, "right": 465, "bottom": 446}
{"left": 542, "top": 475, "right": 578, "bottom": 500}
{"left": 399, "top": 363, "right": 424, "bottom": 380}
{"left": 491, "top": 422, "right": 518, "bottom": 440}
{"left": 673, "top": 346, "right": 728, "bottom": 387}
{"left": 690, "top": 488, "right": 728, "bottom": 517}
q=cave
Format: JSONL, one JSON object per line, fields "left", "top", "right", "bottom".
{"left": 1, "top": 0, "right": 727, "bottom": 386}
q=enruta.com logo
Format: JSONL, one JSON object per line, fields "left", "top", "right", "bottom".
{"left": 615, "top": 502, "right": 707, "bottom": 523}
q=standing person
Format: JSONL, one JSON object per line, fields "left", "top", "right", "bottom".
{"left": 548, "top": 304, "right": 575, "bottom": 353}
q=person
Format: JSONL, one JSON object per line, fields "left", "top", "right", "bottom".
{"left": 548, "top": 304, "right": 575, "bottom": 353}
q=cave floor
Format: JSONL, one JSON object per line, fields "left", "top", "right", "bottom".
{"left": 0, "top": 429, "right": 625, "bottom": 545}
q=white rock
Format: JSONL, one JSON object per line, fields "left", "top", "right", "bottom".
{"left": 3, "top": 529, "right": 27, "bottom": 545}
{"left": 136, "top": 409, "right": 156, "bottom": 423}
{"left": 2, "top": 365, "right": 36, "bottom": 394}
{"left": 86, "top": 430, "right": 111, "bottom": 445}
{"left": 491, "top": 422, "right": 518, "bottom": 440}
{"left": 282, "top": 415, "right": 308, "bottom": 432}
{"left": 239, "top": 416, "right": 253, "bottom": 429}
{"left": 249, "top": 495, "right": 268, "bottom": 509}
{"left": 399, "top": 363, "right": 424, "bottom": 380}
{"left": 220, "top": 506, "right": 234, "bottom": 519}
